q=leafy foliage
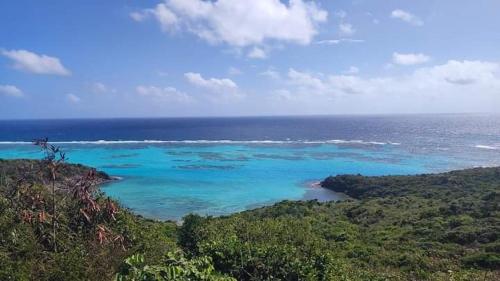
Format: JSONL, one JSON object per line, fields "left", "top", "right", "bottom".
{"left": 172, "top": 167, "right": 500, "bottom": 280}
{"left": 1, "top": 144, "right": 500, "bottom": 280}
{"left": 114, "top": 252, "right": 235, "bottom": 281}
{"left": 0, "top": 158, "right": 179, "bottom": 280}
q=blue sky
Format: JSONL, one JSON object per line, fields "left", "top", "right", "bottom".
{"left": 1, "top": 0, "right": 500, "bottom": 119}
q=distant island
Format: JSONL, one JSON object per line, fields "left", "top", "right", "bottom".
{"left": 0, "top": 157, "right": 499, "bottom": 280}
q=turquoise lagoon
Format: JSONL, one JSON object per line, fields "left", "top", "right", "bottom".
{"left": 0, "top": 141, "right": 453, "bottom": 220}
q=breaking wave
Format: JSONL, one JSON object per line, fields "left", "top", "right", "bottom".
{"left": 0, "top": 139, "right": 401, "bottom": 146}
{"left": 475, "top": 144, "right": 499, "bottom": 150}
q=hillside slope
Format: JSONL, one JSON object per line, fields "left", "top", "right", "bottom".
{"left": 1, "top": 158, "right": 499, "bottom": 280}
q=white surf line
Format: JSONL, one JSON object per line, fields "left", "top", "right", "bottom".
{"left": 475, "top": 144, "right": 499, "bottom": 150}
{"left": 0, "top": 139, "right": 402, "bottom": 145}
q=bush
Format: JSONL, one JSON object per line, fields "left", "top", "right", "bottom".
{"left": 114, "top": 252, "right": 235, "bottom": 281}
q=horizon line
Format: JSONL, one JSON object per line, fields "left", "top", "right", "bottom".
{"left": 0, "top": 112, "right": 497, "bottom": 122}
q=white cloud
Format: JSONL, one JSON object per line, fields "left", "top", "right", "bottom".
{"left": 133, "top": 0, "right": 327, "bottom": 48}
{"left": 344, "top": 66, "right": 359, "bottom": 74}
{"left": 266, "top": 60, "right": 500, "bottom": 113}
{"left": 66, "top": 94, "right": 81, "bottom": 103}
{"left": 315, "top": 38, "right": 364, "bottom": 45}
{"left": 247, "top": 47, "right": 268, "bottom": 59}
{"left": 93, "top": 82, "right": 107, "bottom": 93}
{"left": 130, "top": 11, "right": 148, "bottom": 22}
{"left": 184, "top": 72, "right": 244, "bottom": 103}
{"left": 283, "top": 60, "right": 500, "bottom": 97}
{"left": 184, "top": 72, "right": 238, "bottom": 93}
{"left": 334, "top": 10, "right": 355, "bottom": 37}
{"left": 91, "top": 82, "right": 116, "bottom": 94}
{"left": 1, "top": 49, "right": 70, "bottom": 76}
{"left": 260, "top": 68, "right": 281, "bottom": 80}
{"left": 0, "top": 85, "right": 24, "bottom": 97}
{"left": 339, "top": 23, "right": 355, "bottom": 36}
{"left": 136, "top": 85, "right": 193, "bottom": 102}
{"left": 270, "top": 89, "right": 293, "bottom": 101}
{"left": 287, "top": 68, "right": 328, "bottom": 93}
{"left": 391, "top": 9, "right": 424, "bottom": 26}
{"left": 131, "top": 3, "right": 178, "bottom": 32}
{"left": 414, "top": 60, "right": 499, "bottom": 86}
{"left": 392, "top": 52, "right": 430, "bottom": 66}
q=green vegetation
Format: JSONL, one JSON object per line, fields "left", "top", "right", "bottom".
{"left": 1, "top": 151, "right": 499, "bottom": 280}
{"left": 173, "top": 168, "right": 500, "bottom": 280}
{"left": 0, "top": 158, "right": 180, "bottom": 280}
{"left": 115, "top": 252, "right": 235, "bottom": 281}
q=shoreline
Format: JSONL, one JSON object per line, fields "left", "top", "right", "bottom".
{"left": 97, "top": 165, "right": 500, "bottom": 221}
{"left": 300, "top": 179, "right": 350, "bottom": 203}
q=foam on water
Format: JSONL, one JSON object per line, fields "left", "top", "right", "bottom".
{"left": 0, "top": 139, "right": 400, "bottom": 145}
{"left": 475, "top": 144, "right": 500, "bottom": 150}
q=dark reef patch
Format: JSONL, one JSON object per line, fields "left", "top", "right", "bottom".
{"left": 107, "top": 153, "right": 139, "bottom": 159}
{"left": 175, "top": 164, "right": 238, "bottom": 170}
{"left": 165, "top": 151, "right": 194, "bottom": 156}
{"left": 101, "top": 163, "right": 141, "bottom": 169}
{"left": 198, "top": 152, "right": 249, "bottom": 162}
{"left": 252, "top": 153, "right": 304, "bottom": 161}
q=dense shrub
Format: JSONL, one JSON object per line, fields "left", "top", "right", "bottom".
{"left": 0, "top": 159, "right": 179, "bottom": 280}
{"left": 2, "top": 157, "right": 500, "bottom": 280}
{"left": 114, "top": 252, "right": 235, "bottom": 281}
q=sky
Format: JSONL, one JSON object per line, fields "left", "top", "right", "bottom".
{"left": 1, "top": 0, "right": 500, "bottom": 119}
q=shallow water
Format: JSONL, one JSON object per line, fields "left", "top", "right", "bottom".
{"left": 1, "top": 115, "right": 499, "bottom": 220}
{"left": 0, "top": 142, "right": 451, "bottom": 220}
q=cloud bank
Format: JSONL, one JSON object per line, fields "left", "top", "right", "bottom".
{"left": 260, "top": 60, "right": 500, "bottom": 114}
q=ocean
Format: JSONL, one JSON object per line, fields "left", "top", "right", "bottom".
{"left": 1, "top": 114, "right": 499, "bottom": 220}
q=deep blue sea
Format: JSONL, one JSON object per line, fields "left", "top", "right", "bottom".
{"left": 1, "top": 114, "right": 499, "bottom": 220}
